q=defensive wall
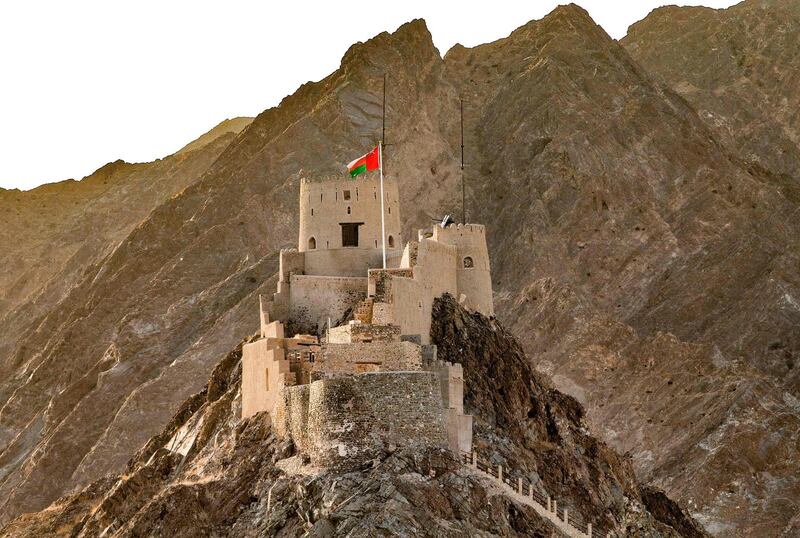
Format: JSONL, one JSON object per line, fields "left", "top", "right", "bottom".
{"left": 302, "top": 372, "right": 447, "bottom": 469}
{"left": 317, "top": 340, "right": 424, "bottom": 374}
{"left": 241, "top": 321, "right": 319, "bottom": 419}
{"left": 288, "top": 274, "right": 366, "bottom": 334}
{"left": 358, "top": 224, "right": 493, "bottom": 345}
{"left": 431, "top": 223, "right": 494, "bottom": 316}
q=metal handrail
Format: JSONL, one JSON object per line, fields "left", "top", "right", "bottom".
{"left": 459, "top": 450, "right": 613, "bottom": 538}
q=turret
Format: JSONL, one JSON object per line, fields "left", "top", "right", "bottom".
{"left": 430, "top": 223, "right": 494, "bottom": 316}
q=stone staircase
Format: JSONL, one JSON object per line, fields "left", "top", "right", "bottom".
{"left": 460, "top": 452, "right": 617, "bottom": 537}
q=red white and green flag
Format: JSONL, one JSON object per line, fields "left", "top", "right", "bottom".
{"left": 346, "top": 146, "right": 380, "bottom": 177}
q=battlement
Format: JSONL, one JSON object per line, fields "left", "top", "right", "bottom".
{"left": 432, "top": 222, "right": 487, "bottom": 239}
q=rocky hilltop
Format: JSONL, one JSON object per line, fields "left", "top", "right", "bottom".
{"left": 0, "top": 2, "right": 798, "bottom": 536}
{"left": 1, "top": 297, "right": 706, "bottom": 537}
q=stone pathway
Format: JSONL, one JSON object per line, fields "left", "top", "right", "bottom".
{"left": 460, "top": 452, "right": 614, "bottom": 537}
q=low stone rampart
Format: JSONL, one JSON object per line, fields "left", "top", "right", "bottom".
{"left": 305, "top": 372, "right": 447, "bottom": 470}
{"left": 286, "top": 384, "right": 311, "bottom": 451}
{"left": 317, "top": 341, "right": 423, "bottom": 374}
{"left": 327, "top": 322, "right": 401, "bottom": 344}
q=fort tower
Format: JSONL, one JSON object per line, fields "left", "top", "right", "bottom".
{"left": 298, "top": 176, "right": 402, "bottom": 277}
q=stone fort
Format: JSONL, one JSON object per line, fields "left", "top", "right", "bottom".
{"left": 242, "top": 173, "right": 494, "bottom": 469}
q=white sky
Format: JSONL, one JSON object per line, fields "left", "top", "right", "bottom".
{"left": 0, "top": 0, "right": 739, "bottom": 190}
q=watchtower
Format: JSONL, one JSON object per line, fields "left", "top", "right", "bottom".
{"left": 299, "top": 176, "right": 402, "bottom": 277}
{"left": 428, "top": 223, "right": 494, "bottom": 316}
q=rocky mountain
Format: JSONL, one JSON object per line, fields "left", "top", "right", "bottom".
{"left": 623, "top": 0, "right": 800, "bottom": 181}
{"left": 1, "top": 2, "right": 798, "bottom": 536}
{"left": 0, "top": 117, "right": 252, "bottom": 362}
{"left": 0, "top": 297, "right": 706, "bottom": 537}
{"left": 176, "top": 117, "right": 255, "bottom": 156}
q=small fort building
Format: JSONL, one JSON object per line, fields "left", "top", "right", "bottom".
{"left": 242, "top": 173, "right": 494, "bottom": 470}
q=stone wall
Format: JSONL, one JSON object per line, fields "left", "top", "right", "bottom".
{"left": 288, "top": 275, "right": 367, "bottom": 333}
{"left": 427, "top": 359, "right": 472, "bottom": 453}
{"left": 316, "top": 341, "right": 422, "bottom": 374}
{"left": 303, "top": 248, "right": 397, "bottom": 278}
{"left": 368, "top": 268, "right": 413, "bottom": 301}
{"left": 432, "top": 224, "right": 494, "bottom": 316}
{"left": 279, "top": 248, "right": 305, "bottom": 283}
{"left": 305, "top": 372, "right": 447, "bottom": 469}
{"left": 327, "top": 322, "right": 401, "bottom": 344}
{"left": 369, "top": 239, "right": 458, "bottom": 344}
{"left": 241, "top": 338, "right": 292, "bottom": 419}
{"left": 286, "top": 384, "right": 311, "bottom": 451}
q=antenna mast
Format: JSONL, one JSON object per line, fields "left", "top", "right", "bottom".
{"left": 460, "top": 98, "right": 466, "bottom": 224}
{"left": 381, "top": 73, "right": 387, "bottom": 176}
{"left": 382, "top": 73, "right": 386, "bottom": 146}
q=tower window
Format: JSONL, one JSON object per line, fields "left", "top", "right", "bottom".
{"left": 463, "top": 256, "right": 474, "bottom": 268}
{"left": 340, "top": 223, "right": 363, "bottom": 247}
{"left": 343, "top": 190, "right": 351, "bottom": 200}
{"left": 265, "top": 367, "right": 269, "bottom": 388}
{"left": 388, "top": 235, "right": 395, "bottom": 248}
{"left": 388, "top": 206, "right": 391, "bottom": 214}
{"left": 347, "top": 206, "right": 351, "bottom": 214}
{"left": 311, "top": 208, "right": 314, "bottom": 216}
{"left": 308, "top": 237, "right": 317, "bottom": 250}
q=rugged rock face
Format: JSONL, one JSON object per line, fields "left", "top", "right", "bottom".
{"left": 0, "top": 2, "right": 798, "bottom": 535}
{"left": 431, "top": 295, "right": 708, "bottom": 537}
{"left": 0, "top": 297, "right": 702, "bottom": 537}
{"left": 623, "top": 0, "right": 800, "bottom": 181}
{"left": 441, "top": 3, "right": 800, "bottom": 534}
{"left": 0, "top": 117, "right": 252, "bottom": 362}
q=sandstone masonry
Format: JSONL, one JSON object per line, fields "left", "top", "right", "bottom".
{"left": 242, "top": 173, "right": 494, "bottom": 470}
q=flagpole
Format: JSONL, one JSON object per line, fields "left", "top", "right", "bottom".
{"left": 379, "top": 141, "right": 386, "bottom": 269}
{"left": 460, "top": 97, "right": 466, "bottom": 224}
